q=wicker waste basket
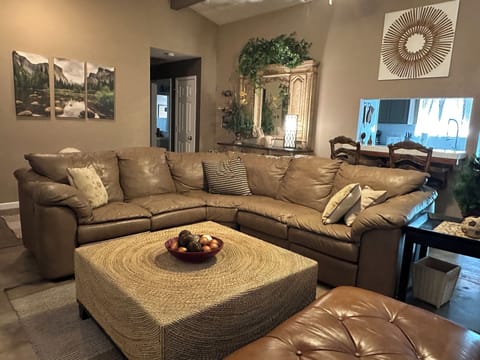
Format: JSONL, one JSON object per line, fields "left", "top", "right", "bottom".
{"left": 412, "top": 256, "right": 461, "bottom": 309}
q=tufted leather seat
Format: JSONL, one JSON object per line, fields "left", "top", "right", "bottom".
{"left": 226, "top": 286, "right": 480, "bottom": 360}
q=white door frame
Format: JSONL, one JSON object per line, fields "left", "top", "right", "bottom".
{"left": 175, "top": 75, "right": 197, "bottom": 152}
{"left": 150, "top": 82, "right": 158, "bottom": 147}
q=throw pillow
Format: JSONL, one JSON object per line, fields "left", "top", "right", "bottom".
{"left": 66, "top": 165, "right": 108, "bottom": 208}
{"left": 344, "top": 186, "right": 387, "bottom": 226}
{"left": 202, "top": 158, "right": 252, "bottom": 196}
{"left": 322, "top": 183, "right": 361, "bottom": 224}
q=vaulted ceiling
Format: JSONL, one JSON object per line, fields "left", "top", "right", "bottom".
{"left": 170, "top": 0, "right": 313, "bottom": 25}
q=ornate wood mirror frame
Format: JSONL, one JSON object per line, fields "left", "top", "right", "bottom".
{"left": 240, "top": 60, "right": 318, "bottom": 149}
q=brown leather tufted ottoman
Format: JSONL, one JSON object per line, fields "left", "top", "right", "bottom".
{"left": 226, "top": 286, "right": 480, "bottom": 360}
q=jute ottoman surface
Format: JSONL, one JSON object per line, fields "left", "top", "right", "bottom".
{"left": 74, "top": 221, "right": 318, "bottom": 360}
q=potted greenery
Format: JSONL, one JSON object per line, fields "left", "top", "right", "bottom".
{"left": 221, "top": 90, "right": 253, "bottom": 143}
{"left": 453, "top": 155, "right": 480, "bottom": 217}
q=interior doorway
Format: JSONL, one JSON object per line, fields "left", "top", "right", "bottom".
{"left": 150, "top": 79, "right": 172, "bottom": 149}
{"left": 150, "top": 48, "right": 201, "bottom": 152}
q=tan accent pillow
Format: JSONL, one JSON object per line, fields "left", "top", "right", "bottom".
{"left": 322, "top": 183, "right": 361, "bottom": 225}
{"left": 67, "top": 165, "right": 108, "bottom": 208}
{"left": 344, "top": 186, "right": 387, "bottom": 226}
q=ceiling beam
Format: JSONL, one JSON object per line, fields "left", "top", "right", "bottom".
{"left": 170, "top": 0, "right": 204, "bottom": 10}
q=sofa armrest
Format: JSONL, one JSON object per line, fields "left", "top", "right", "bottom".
{"left": 33, "top": 182, "right": 93, "bottom": 221}
{"left": 351, "top": 190, "right": 437, "bottom": 242}
{"left": 14, "top": 167, "right": 52, "bottom": 183}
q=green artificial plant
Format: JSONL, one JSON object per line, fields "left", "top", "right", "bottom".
{"left": 453, "top": 155, "right": 480, "bottom": 216}
{"left": 238, "top": 33, "right": 312, "bottom": 87}
{"left": 261, "top": 99, "right": 275, "bottom": 135}
{"left": 221, "top": 91, "right": 253, "bottom": 138}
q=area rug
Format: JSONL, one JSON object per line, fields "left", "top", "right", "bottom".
{"left": 0, "top": 216, "right": 21, "bottom": 248}
{"left": 7, "top": 281, "right": 125, "bottom": 360}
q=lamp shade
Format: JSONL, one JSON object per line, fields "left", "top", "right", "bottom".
{"left": 284, "top": 114, "right": 298, "bottom": 148}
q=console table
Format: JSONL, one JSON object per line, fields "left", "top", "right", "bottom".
{"left": 397, "top": 213, "right": 480, "bottom": 301}
{"left": 217, "top": 142, "right": 313, "bottom": 156}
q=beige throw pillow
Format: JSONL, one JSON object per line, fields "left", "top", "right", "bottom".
{"left": 67, "top": 165, "right": 108, "bottom": 208}
{"left": 322, "top": 183, "right": 361, "bottom": 224}
{"left": 344, "top": 186, "right": 387, "bottom": 226}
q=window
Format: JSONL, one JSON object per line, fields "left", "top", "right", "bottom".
{"left": 357, "top": 97, "right": 473, "bottom": 151}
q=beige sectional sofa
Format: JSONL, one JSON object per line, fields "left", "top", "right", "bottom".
{"left": 14, "top": 147, "right": 437, "bottom": 296}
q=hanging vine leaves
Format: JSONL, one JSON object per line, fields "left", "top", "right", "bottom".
{"left": 238, "top": 33, "right": 312, "bottom": 87}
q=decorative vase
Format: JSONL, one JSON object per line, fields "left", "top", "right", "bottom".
{"left": 234, "top": 132, "right": 242, "bottom": 145}
{"left": 264, "top": 135, "right": 273, "bottom": 148}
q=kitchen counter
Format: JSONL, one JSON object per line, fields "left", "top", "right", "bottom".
{"left": 360, "top": 145, "right": 466, "bottom": 166}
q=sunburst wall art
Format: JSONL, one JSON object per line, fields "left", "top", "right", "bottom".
{"left": 378, "top": 0, "right": 459, "bottom": 80}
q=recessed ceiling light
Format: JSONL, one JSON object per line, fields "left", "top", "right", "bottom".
{"left": 165, "top": 52, "right": 175, "bottom": 57}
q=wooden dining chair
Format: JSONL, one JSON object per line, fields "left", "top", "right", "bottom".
{"left": 388, "top": 140, "right": 433, "bottom": 172}
{"left": 329, "top": 136, "right": 360, "bottom": 165}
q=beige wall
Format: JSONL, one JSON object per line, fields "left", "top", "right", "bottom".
{"left": 217, "top": 0, "right": 480, "bottom": 154}
{"left": 0, "top": 0, "right": 217, "bottom": 203}
{"left": 216, "top": 0, "right": 480, "bottom": 216}
{"left": 317, "top": 0, "right": 480, "bottom": 157}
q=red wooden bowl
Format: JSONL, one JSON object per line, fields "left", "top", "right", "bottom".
{"left": 165, "top": 236, "right": 224, "bottom": 263}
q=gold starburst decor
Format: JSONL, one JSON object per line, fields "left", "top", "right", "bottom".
{"left": 378, "top": 1, "right": 459, "bottom": 80}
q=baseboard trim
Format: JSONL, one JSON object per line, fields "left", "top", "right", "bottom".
{"left": 0, "top": 201, "right": 19, "bottom": 210}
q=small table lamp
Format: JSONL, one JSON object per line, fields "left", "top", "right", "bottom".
{"left": 284, "top": 114, "right": 298, "bottom": 148}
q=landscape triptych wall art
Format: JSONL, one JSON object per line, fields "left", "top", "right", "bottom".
{"left": 12, "top": 50, "right": 115, "bottom": 120}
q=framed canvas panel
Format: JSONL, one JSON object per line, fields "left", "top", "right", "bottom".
{"left": 379, "top": 0, "right": 460, "bottom": 80}
{"left": 86, "top": 62, "right": 115, "bottom": 119}
{"left": 54, "top": 57, "right": 86, "bottom": 118}
{"left": 12, "top": 50, "right": 50, "bottom": 118}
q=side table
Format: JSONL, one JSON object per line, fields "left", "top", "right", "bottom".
{"left": 397, "top": 213, "right": 480, "bottom": 301}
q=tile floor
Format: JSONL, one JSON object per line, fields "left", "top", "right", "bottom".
{"left": 0, "top": 208, "right": 479, "bottom": 360}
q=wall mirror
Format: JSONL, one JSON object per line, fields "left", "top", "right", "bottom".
{"left": 240, "top": 60, "right": 318, "bottom": 149}
{"left": 356, "top": 97, "right": 474, "bottom": 151}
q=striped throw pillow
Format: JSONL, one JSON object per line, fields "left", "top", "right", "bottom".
{"left": 203, "top": 158, "right": 252, "bottom": 196}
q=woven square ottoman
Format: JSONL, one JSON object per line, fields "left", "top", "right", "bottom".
{"left": 75, "top": 221, "right": 317, "bottom": 359}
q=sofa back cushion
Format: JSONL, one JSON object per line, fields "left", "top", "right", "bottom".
{"left": 277, "top": 156, "right": 342, "bottom": 212}
{"left": 333, "top": 163, "right": 428, "bottom": 199}
{"left": 237, "top": 153, "right": 291, "bottom": 198}
{"left": 166, "top": 152, "right": 231, "bottom": 192}
{"left": 25, "top": 150, "right": 124, "bottom": 202}
{"left": 116, "top": 147, "right": 176, "bottom": 200}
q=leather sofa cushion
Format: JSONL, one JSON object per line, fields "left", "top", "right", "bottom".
{"left": 287, "top": 211, "right": 352, "bottom": 243}
{"left": 289, "top": 227, "right": 358, "bottom": 263}
{"left": 116, "top": 147, "right": 176, "bottom": 200}
{"left": 226, "top": 286, "right": 480, "bottom": 360}
{"left": 277, "top": 156, "right": 342, "bottom": 212}
{"left": 236, "top": 153, "right": 291, "bottom": 198}
{"left": 79, "top": 201, "right": 151, "bottom": 225}
{"left": 184, "top": 190, "right": 249, "bottom": 208}
{"left": 334, "top": 163, "right": 428, "bottom": 199}
{"left": 238, "top": 195, "right": 304, "bottom": 223}
{"left": 128, "top": 193, "right": 205, "bottom": 215}
{"left": 151, "top": 208, "right": 207, "bottom": 231}
{"left": 25, "top": 150, "right": 124, "bottom": 202}
{"left": 78, "top": 218, "right": 151, "bottom": 245}
{"left": 237, "top": 212, "right": 288, "bottom": 240}
{"left": 166, "top": 152, "right": 230, "bottom": 192}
